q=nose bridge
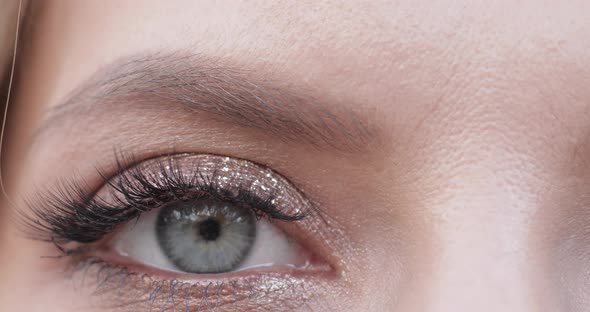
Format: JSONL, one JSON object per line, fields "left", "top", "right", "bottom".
{"left": 398, "top": 108, "right": 551, "bottom": 311}
{"left": 426, "top": 185, "right": 534, "bottom": 311}
{"left": 413, "top": 133, "right": 550, "bottom": 311}
{"left": 379, "top": 77, "right": 574, "bottom": 310}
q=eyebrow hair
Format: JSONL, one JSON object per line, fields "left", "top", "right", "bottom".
{"left": 39, "top": 52, "right": 375, "bottom": 152}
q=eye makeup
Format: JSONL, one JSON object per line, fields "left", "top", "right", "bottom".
{"left": 17, "top": 153, "right": 337, "bottom": 311}
{"left": 22, "top": 154, "right": 311, "bottom": 246}
{"left": 65, "top": 256, "right": 329, "bottom": 311}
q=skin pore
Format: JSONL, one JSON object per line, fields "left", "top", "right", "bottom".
{"left": 1, "top": 0, "right": 590, "bottom": 311}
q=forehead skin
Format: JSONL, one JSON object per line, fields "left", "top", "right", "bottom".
{"left": 4, "top": 0, "right": 590, "bottom": 311}
{"left": 18, "top": 0, "right": 590, "bottom": 170}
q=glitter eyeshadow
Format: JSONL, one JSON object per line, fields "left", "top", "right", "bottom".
{"left": 131, "top": 154, "right": 309, "bottom": 218}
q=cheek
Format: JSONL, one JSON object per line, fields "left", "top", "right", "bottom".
{"left": 550, "top": 186, "right": 590, "bottom": 308}
{"left": 0, "top": 251, "right": 96, "bottom": 311}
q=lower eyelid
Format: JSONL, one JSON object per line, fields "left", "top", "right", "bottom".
{"left": 65, "top": 256, "right": 332, "bottom": 311}
{"left": 95, "top": 252, "right": 330, "bottom": 281}
{"left": 60, "top": 221, "right": 336, "bottom": 311}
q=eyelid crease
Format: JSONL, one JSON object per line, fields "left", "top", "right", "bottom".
{"left": 17, "top": 152, "right": 317, "bottom": 252}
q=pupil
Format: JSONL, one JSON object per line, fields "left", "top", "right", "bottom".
{"left": 197, "top": 218, "right": 221, "bottom": 241}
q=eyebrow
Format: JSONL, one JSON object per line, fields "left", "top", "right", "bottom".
{"left": 39, "top": 52, "right": 375, "bottom": 152}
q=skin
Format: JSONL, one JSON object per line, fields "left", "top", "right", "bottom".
{"left": 0, "top": 0, "right": 19, "bottom": 73}
{"left": 1, "top": 0, "right": 590, "bottom": 311}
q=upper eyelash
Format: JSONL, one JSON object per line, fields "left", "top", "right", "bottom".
{"left": 18, "top": 153, "right": 306, "bottom": 248}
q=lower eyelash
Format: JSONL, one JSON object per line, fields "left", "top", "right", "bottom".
{"left": 65, "top": 255, "right": 318, "bottom": 311}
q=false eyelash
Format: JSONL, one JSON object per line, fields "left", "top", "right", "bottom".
{"left": 19, "top": 153, "right": 306, "bottom": 248}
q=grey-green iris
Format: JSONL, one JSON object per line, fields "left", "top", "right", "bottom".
{"left": 155, "top": 199, "right": 256, "bottom": 273}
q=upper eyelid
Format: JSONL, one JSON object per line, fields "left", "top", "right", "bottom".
{"left": 107, "top": 153, "right": 312, "bottom": 213}
{"left": 19, "top": 153, "right": 317, "bottom": 246}
{"left": 106, "top": 156, "right": 308, "bottom": 221}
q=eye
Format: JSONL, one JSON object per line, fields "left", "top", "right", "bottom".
{"left": 112, "top": 198, "right": 308, "bottom": 274}
{"left": 21, "top": 153, "right": 339, "bottom": 310}
{"left": 21, "top": 153, "right": 340, "bottom": 310}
